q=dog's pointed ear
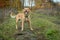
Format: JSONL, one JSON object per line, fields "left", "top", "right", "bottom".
{"left": 28, "top": 8, "right": 31, "bottom": 12}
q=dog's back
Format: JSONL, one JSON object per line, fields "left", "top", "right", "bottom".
{"left": 16, "top": 13, "right": 25, "bottom": 20}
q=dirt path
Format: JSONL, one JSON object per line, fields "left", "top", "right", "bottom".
{"left": 14, "top": 30, "right": 36, "bottom": 40}
{"left": 13, "top": 26, "right": 46, "bottom": 40}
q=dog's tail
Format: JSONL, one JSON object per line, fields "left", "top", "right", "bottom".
{"left": 10, "top": 12, "right": 16, "bottom": 18}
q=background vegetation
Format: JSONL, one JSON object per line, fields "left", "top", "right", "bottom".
{"left": 0, "top": 0, "right": 60, "bottom": 40}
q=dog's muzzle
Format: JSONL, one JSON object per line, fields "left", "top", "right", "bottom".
{"left": 24, "top": 10, "right": 29, "bottom": 18}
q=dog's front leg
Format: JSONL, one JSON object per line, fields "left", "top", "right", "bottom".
{"left": 21, "top": 20, "right": 24, "bottom": 31}
{"left": 28, "top": 16, "right": 33, "bottom": 30}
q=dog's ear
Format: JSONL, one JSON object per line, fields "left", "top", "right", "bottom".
{"left": 28, "top": 8, "right": 31, "bottom": 12}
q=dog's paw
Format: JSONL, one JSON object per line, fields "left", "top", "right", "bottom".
{"left": 21, "top": 29, "right": 24, "bottom": 31}
{"left": 31, "top": 28, "right": 33, "bottom": 31}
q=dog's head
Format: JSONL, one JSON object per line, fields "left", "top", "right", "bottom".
{"left": 23, "top": 8, "right": 31, "bottom": 15}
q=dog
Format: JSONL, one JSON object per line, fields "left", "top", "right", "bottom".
{"left": 10, "top": 8, "right": 33, "bottom": 31}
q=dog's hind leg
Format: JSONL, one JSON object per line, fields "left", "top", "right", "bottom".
{"left": 21, "top": 19, "right": 24, "bottom": 31}
{"left": 16, "top": 18, "right": 18, "bottom": 29}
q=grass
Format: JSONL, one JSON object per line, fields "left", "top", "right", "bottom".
{"left": 0, "top": 12, "right": 60, "bottom": 40}
{"left": 31, "top": 12, "right": 60, "bottom": 40}
{"left": 0, "top": 18, "right": 16, "bottom": 40}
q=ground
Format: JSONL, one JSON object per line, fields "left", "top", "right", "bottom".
{"left": 0, "top": 8, "right": 60, "bottom": 40}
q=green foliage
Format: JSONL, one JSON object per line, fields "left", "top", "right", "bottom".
{"left": 45, "top": 29, "right": 57, "bottom": 35}
{"left": 45, "top": 29, "right": 60, "bottom": 40}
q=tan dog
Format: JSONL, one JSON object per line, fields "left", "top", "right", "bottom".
{"left": 10, "top": 8, "right": 33, "bottom": 31}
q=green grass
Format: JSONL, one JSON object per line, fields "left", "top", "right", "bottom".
{"left": 0, "top": 18, "right": 16, "bottom": 40}
{"left": 0, "top": 12, "right": 60, "bottom": 40}
{"left": 31, "top": 13, "right": 60, "bottom": 40}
